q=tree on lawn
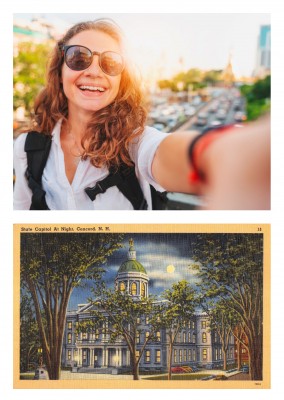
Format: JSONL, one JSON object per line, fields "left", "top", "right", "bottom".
{"left": 190, "top": 233, "right": 263, "bottom": 380}
{"left": 233, "top": 321, "right": 249, "bottom": 370}
{"left": 160, "top": 280, "right": 197, "bottom": 380}
{"left": 20, "top": 290, "right": 41, "bottom": 372}
{"left": 85, "top": 284, "right": 163, "bottom": 380}
{"left": 199, "top": 299, "right": 235, "bottom": 371}
{"left": 20, "top": 233, "right": 123, "bottom": 380}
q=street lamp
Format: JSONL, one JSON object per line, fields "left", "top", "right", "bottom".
{"left": 37, "top": 347, "right": 43, "bottom": 368}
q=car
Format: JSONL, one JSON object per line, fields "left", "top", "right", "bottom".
{"left": 210, "top": 119, "right": 222, "bottom": 128}
{"left": 216, "top": 109, "right": 227, "bottom": 120}
{"left": 234, "top": 111, "right": 247, "bottom": 122}
{"left": 171, "top": 366, "right": 185, "bottom": 373}
{"left": 181, "top": 366, "right": 193, "bottom": 373}
{"left": 240, "top": 365, "right": 249, "bottom": 373}
{"left": 196, "top": 112, "right": 208, "bottom": 126}
{"left": 184, "top": 105, "right": 196, "bottom": 117}
{"left": 153, "top": 122, "right": 166, "bottom": 132}
{"left": 208, "top": 102, "right": 219, "bottom": 113}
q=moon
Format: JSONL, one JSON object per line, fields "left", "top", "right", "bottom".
{"left": 166, "top": 264, "right": 175, "bottom": 274}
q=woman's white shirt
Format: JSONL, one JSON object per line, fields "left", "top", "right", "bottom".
{"left": 13, "top": 120, "right": 169, "bottom": 210}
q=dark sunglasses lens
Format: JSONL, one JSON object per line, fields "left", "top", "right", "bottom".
{"left": 65, "top": 46, "right": 92, "bottom": 71}
{"left": 100, "top": 52, "right": 124, "bottom": 75}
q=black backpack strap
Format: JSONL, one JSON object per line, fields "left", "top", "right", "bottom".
{"left": 85, "top": 164, "right": 148, "bottom": 210}
{"left": 24, "top": 131, "right": 51, "bottom": 210}
{"left": 150, "top": 185, "right": 168, "bottom": 210}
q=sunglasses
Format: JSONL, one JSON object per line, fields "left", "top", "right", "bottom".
{"left": 60, "top": 45, "right": 125, "bottom": 76}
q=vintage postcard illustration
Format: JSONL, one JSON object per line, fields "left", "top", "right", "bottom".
{"left": 14, "top": 224, "right": 270, "bottom": 389}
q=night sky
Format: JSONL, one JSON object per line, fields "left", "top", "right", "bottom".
{"left": 68, "top": 233, "right": 201, "bottom": 310}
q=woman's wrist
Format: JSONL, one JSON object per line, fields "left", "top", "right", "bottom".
{"left": 188, "top": 125, "right": 241, "bottom": 186}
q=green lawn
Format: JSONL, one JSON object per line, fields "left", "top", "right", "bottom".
{"left": 20, "top": 373, "right": 34, "bottom": 380}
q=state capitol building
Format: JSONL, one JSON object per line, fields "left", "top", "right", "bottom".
{"left": 62, "top": 239, "right": 235, "bottom": 373}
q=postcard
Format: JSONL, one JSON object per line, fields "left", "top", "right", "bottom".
{"left": 14, "top": 224, "right": 270, "bottom": 389}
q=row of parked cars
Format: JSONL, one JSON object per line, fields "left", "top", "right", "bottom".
{"left": 195, "top": 94, "right": 247, "bottom": 129}
{"left": 171, "top": 365, "right": 200, "bottom": 373}
{"left": 148, "top": 96, "right": 203, "bottom": 133}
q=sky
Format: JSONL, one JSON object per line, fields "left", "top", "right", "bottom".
{"left": 69, "top": 233, "right": 200, "bottom": 309}
{"left": 14, "top": 13, "right": 270, "bottom": 80}
{"left": 67, "top": 232, "right": 261, "bottom": 310}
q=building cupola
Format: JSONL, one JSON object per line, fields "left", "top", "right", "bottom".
{"left": 115, "top": 238, "right": 149, "bottom": 299}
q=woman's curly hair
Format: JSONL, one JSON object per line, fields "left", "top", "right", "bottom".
{"left": 33, "top": 19, "right": 147, "bottom": 169}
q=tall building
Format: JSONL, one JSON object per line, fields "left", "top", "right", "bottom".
{"left": 221, "top": 54, "right": 235, "bottom": 87}
{"left": 255, "top": 25, "right": 271, "bottom": 78}
{"left": 62, "top": 239, "right": 235, "bottom": 373}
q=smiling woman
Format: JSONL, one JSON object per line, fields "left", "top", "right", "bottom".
{"left": 13, "top": 17, "right": 203, "bottom": 211}
{"left": 13, "top": 17, "right": 271, "bottom": 211}
{"left": 13, "top": 18, "right": 197, "bottom": 210}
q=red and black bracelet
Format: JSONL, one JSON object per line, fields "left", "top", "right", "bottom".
{"left": 188, "top": 124, "right": 239, "bottom": 184}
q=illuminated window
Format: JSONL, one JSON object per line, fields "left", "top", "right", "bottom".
{"left": 145, "top": 316, "right": 149, "bottom": 325}
{"left": 145, "top": 331, "right": 150, "bottom": 340}
{"left": 193, "top": 349, "right": 196, "bottom": 361}
{"left": 219, "top": 348, "right": 222, "bottom": 358}
{"left": 192, "top": 334, "right": 196, "bottom": 343}
{"left": 82, "top": 332, "right": 87, "bottom": 340}
{"left": 202, "top": 332, "right": 207, "bottom": 343}
{"left": 137, "top": 317, "right": 141, "bottom": 324}
{"left": 155, "top": 349, "right": 161, "bottom": 363}
{"left": 67, "top": 350, "right": 72, "bottom": 360}
{"left": 183, "top": 349, "right": 187, "bottom": 361}
{"left": 83, "top": 350, "right": 87, "bottom": 361}
{"left": 67, "top": 333, "right": 72, "bottom": 344}
{"left": 156, "top": 331, "right": 161, "bottom": 342}
{"left": 188, "top": 332, "right": 191, "bottom": 342}
{"left": 145, "top": 350, "right": 151, "bottom": 363}
{"left": 136, "top": 331, "right": 140, "bottom": 344}
{"left": 174, "top": 349, "right": 177, "bottom": 363}
{"left": 202, "top": 349, "right": 207, "bottom": 361}
{"left": 131, "top": 282, "right": 137, "bottom": 296}
{"left": 215, "top": 349, "right": 218, "bottom": 360}
{"left": 202, "top": 321, "right": 206, "bottom": 329}
{"left": 141, "top": 283, "right": 146, "bottom": 297}
{"left": 119, "top": 281, "right": 126, "bottom": 292}
{"left": 188, "top": 349, "right": 192, "bottom": 361}
{"left": 192, "top": 321, "right": 195, "bottom": 329}
{"left": 183, "top": 332, "right": 186, "bottom": 343}
{"left": 179, "top": 349, "right": 182, "bottom": 362}
{"left": 136, "top": 350, "right": 140, "bottom": 361}
{"left": 67, "top": 321, "right": 72, "bottom": 330}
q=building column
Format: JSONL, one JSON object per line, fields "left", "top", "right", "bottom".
{"left": 117, "top": 348, "right": 122, "bottom": 366}
{"left": 126, "top": 349, "right": 130, "bottom": 366}
{"left": 78, "top": 349, "right": 82, "bottom": 366}
{"left": 90, "top": 348, "right": 94, "bottom": 367}
{"left": 102, "top": 348, "right": 109, "bottom": 367}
